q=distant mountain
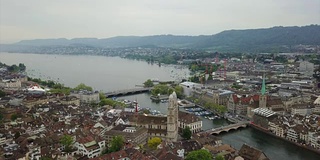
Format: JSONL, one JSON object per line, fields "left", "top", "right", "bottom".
{"left": 192, "top": 25, "right": 320, "bottom": 52}
{"left": 3, "top": 25, "right": 320, "bottom": 53}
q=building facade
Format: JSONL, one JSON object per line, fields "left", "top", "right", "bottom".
{"left": 178, "top": 111, "right": 202, "bottom": 133}
{"left": 70, "top": 90, "right": 100, "bottom": 104}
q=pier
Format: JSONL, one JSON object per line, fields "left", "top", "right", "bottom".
{"left": 105, "top": 87, "right": 152, "bottom": 97}
{"left": 204, "top": 121, "right": 250, "bottom": 135}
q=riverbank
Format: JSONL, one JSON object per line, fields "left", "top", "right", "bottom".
{"left": 249, "top": 123, "right": 320, "bottom": 155}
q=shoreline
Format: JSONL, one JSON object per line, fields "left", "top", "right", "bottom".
{"left": 249, "top": 124, "right": 320, "bottom": 155}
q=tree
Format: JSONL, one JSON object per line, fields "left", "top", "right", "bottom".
{"left": 99, "top": 92, "right": 106, "bottom": 100}
{"left": 138, "top": 144, "right": 146, "bottom": 153}
{"left": 14, "top": 132, "right": 20, "bottom": 139}
{"left": 143, "top": 79, "right": 154, "bottom": 87}
{"left": 7, "top": 64, "right": 19, "bottom": 72}
{"left": 182, "top": 126, "right": 192, "bottom": 140}
{"left": 60, "top": 135, "right": 74, "bottom": 152}
{"left": 174, "top": 85, "right": 184, "bottom": 98}
{"left": 185, "top": 149, "right": 213, "bottom": 160}
{"left": 151, "top": 84, "right": 170, "bottom": 96}
{"left": 148, "top": 137, "right": 162, "bottom": 150}
{"left": 73, "top": 83, "right": 93, "bottom": 91}
{"left": 0, "top": 90, "right": 5, "bottom": 98}
{"left": 215, "top": 154, "right": 225, "bottom": 160}
{"left": 11, "top": 114, "right": 18, "bottom": 121}
{"left": 109, "top": 136, "right": 124, "bottom": 153}
{"left": 49, "top": 88, "right": 71, "bottom": 95}
{"left": 18, "top": 63, "right": 26, "bottom": 71}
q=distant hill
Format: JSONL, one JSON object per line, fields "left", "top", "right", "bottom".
{"left": 3, "top": 25, "right": 320, "bottom": 53}
{"left": 192, "top": 25, "right": 320, "bottom": 52}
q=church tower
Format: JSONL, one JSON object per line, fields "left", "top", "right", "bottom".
{"left": 259, "top": 72, "right": 267, "bottom": 108}
{"left": 167, "top": 92, "right": 178, "bottom": 142}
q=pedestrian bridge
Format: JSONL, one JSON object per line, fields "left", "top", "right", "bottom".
{"left": 205, "top": 121, "right": 250, "bottom": 135}
{"left": 105, "top": 87, "right": 153, "bottom": 97}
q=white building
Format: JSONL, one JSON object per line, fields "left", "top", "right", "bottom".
{"left": 74, "top": 136, "right": 105, "bottom": 158}
{"left": 309, "top": 133, "right": 320, "bottom": 149}
{"left": 70, "top": 90, "right": 100, "bottom": 104}
{"left": 178, "top": 111, "right": 202, "bottom": 134}
{"left": 299, "top": 61, "right": 314, "bottom": 76}
{"left": 286, "top": 128, "right": 298, "bottom": 142}
{"left": 179, "top": 82, "right": 202, "bottom": 97}
{"left": 291, "top": 104, "right": 314, "bottom": 116}
{"left": 0, "top": 79, "right": 21, "bottom": 89}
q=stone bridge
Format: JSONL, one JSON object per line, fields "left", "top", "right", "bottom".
{"left": 105, "top": 87, "right": 153, "bottom": 97}
{"left": 205, "top": 121, "right": 250, "bottom": 135}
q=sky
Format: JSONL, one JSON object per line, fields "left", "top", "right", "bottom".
{"left": 0, "top": 0, "right": 319, "bottom": 43}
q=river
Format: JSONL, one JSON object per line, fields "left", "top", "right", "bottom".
{"left": 1, "top": 52, "right": 319, "bottom": 160}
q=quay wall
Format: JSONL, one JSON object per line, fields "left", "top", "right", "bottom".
{"left": 249, "top": 124, "right": 320, "bottom": 155}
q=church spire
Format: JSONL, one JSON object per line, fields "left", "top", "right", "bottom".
{"left": 261, "top": 72, "right": 266, "bottom": 95}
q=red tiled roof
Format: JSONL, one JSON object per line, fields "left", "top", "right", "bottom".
{"left": 92, "top": 150, "right": 128, "bottom": 160}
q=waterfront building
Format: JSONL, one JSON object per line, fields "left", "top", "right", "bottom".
{"left": 179, "top": 81, "right": 202, "bottom": 97}
{"left": 286, "top": 128, "right": 299, "bottom": 142}
{"left": 309, "top": 132, "right": 320, "bottom": 148}
{"left": 193, "top": 88, "right": 234, "bottom": 106}
{"left": 252, "top": 108, "right": 277, "bottom": 129}
{"left": 70, "top": 90, "right": 100, "bottom": 104}
{"left": 228, "top": 94, "right": 259, "bottom": 115}
{"left": 178, "top": 111, "right": 202, "bottom": 133}
{"left": 230, "top": 94, "right": 285, "bottom": 118}
{"left": 268, "top": 121, "right": 285, "bottom": 138}
{"left": 180, "top": 81, "right": 234, "bottom": 106}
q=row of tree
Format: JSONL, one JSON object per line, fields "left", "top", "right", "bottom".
{"left": 204, "top": 102, "right": 227, "bottom": 114}
{"left": 150, "top": 84, "right": 184, "bottom": 99}
{"left": 99, "top": 93, "right": 125, "bottom": 107}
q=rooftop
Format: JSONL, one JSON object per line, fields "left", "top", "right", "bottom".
{"left": 253, "top": 108, "right": 276, "bottom": 118}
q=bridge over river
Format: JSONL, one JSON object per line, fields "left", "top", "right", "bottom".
{"left": 204, "top": 121, "right": 250, "bottom": 135}
{"left": 105, "top": 87, "right": 153, "bottom": 98}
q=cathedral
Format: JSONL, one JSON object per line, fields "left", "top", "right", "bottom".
{"left": 131, "top": 92, "right": 179, "bottom": 142}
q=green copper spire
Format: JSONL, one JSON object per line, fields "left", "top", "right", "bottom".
{"left": 261, "top": 72, "right": 266, "bottom": 95}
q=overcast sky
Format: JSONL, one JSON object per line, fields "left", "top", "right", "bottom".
{"left": 0, "top": 0, "right": 319, "bottom": 43}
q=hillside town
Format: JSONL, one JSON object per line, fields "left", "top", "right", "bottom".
{"left": 0, "top": 53, "right": 320, "bottom": 160}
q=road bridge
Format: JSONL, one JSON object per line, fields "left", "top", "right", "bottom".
{"left": 105, "top": 87, "right": 152, "bottom": 97}
{"left": 205, "top": 121, "right": 250, "bottom": 135}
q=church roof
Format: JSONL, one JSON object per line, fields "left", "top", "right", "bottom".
{"left": 314, "top": 96, "right": 320, "bottom": 105}
{"left": 137, "top": 115, "right": 167, "bottom": 125}
{"left": 252, "top": 108, "right": 276, "bottom": 118}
